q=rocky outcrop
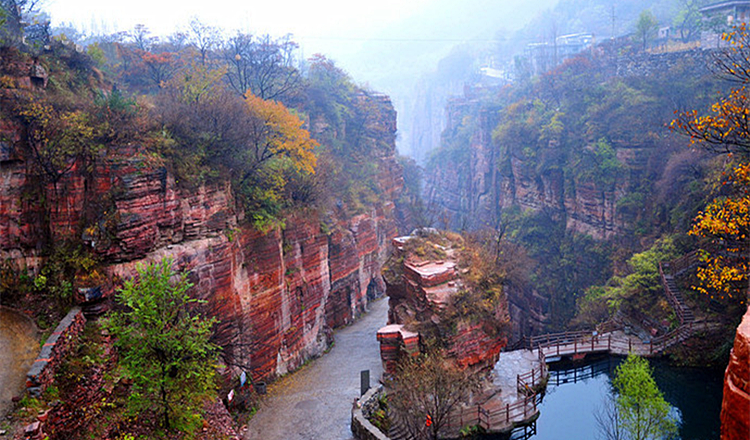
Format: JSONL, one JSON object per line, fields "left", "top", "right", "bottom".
{"left": 720, "top": 306, "right": 750, "bottom": 440}
{"left": 381, "top": 233, "right": 507, "bottom": 372}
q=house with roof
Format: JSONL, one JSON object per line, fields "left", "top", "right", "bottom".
{"left": 700, "top": 1, "right": 750, "bottom": 47}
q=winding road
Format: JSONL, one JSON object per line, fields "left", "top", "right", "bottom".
{"left": 245, "top": 298, "right": 388, "bottom": 440}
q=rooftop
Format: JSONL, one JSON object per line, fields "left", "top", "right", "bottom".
{"left": 700, "top": 1, "right": 750, "bottom": 13}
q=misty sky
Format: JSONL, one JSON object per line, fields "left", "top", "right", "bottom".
{"left": 46, "top": 0, "right": 557, "bottom": 81}
{"left": 44, "top": 0, "right": 560, "bottom": 155}
{"left": 48, "top": 0, "right": 435, "bottom": 63}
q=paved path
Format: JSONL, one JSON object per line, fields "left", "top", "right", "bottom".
{"left": 245, "top": 298, "right": 388, "bottom": 440}
{"left": 491, "top": 350, "right": 540, "bottom": 406}
{"left": 0, "top": 308, "right": 39, "bottom": 416}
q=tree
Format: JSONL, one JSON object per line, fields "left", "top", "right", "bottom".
{"left": 108, "top": 259, "right": 217, "bottom": 433}
{"left": 0, "top": 0, "right": 41, "bottom": 45}
{"left": 17, "top": 102, "right": 96, "bottom": 188}
{"left": 689, "top": 162, "right": 750, "bottom": 302}
{"left": 130, "top": 23, "right": 155, "bottom": 51}
{"left": 598, "top": 355, "right": 676, "bottom": 440}
{"left": 221, "top": 33, "right": 302, "bottom": 102}
{"left": 673, "top": 0, "right": 707, "bottom": 43}
{"left": 389, "top": 351, "right": 479, "bottom": 440}
{"left": 187, "top": 18, "right": 221, "bottom": 66}
{"left": 242, "top": 92, "right": 317, "bottom": 182}
{"left": 673, "top": 25, "right": 750, "bottom": 302}
{"left": 635, "top": 10, "right": 659, "bottom": 51}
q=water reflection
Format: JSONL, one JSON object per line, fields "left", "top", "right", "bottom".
{"left": 499, "top": 356, "right": 722, "bottom": 440}
{"left": 0, "top": 308, "right": 39, "bottom": 415}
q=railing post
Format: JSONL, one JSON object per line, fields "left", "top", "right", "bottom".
{"left": 650, "top": 339, "right": 653, "bottom": 354}
{"left": 506, "top": 403, "right": 510, "bottom": 423}
{"left": 608, "top": 334, "right": 611, "bottom": 351}
{"left": 532, "top": 368, "right": 535, "bottom": 387}
{"left": 591, "top": 336, "right": 594, "bottom": 351}
{"left": 629, "top": 338, "right": 632, "bottom": 352}
{"left": 574, "top": 338, "right": 577, "bottom": 354}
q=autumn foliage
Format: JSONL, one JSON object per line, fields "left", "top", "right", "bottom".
{"left": 689, "top": 162, "right": 750, "bottom": 302}
{"left": 243, "top": 92, "right": 317, "bottom": 177}
{"left": 674, "top": 25, "right": 750, "bottom": 303}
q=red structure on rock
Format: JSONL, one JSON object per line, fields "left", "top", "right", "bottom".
{"left": 721, "top": 307, "right": 750, "bottom": 440}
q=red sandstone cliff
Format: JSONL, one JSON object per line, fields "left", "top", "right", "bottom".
{"left": 0, "top": 63, "right": 403, "bottom": 383}
{"left": 721, "top": 306, "right": 750, "bottom": 440}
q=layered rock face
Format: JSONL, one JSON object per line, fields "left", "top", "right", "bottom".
{"left": 382, "top": 233, "right": 507, "bottom": 372}
{"left": 0, "top": 80, "right": 402, "bottom": 382}
{"left": 423, "top": 96, "right": 642, "bottom": 240}
{"left": 720, "top": 307, "right": 750, "bottom": 440}
{"left": 423, "top": 50, "right": 714, "bottom": 241}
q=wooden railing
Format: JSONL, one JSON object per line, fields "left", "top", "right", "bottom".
{"left": 517, "top": 346, "right": 547, "bottom": 394}
{"left": 447, "top": 392, "right": 541, "bottom": 432}
{"left": 528, "top": 330, "right": 592, "bottom": 349}
{"left": 660, "top": 250, "right": 701, "bottom": 277}
{"left": 659, "top": 263, "right": 687, "bottom": 325}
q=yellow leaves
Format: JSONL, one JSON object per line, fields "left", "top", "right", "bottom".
{"left": 166, "top": 62, "right": 227, "bottom": 105}
{"left": 694, "top": 257, "right": 748, "bottom": 299}
{"left": 244, "top": 93, "right": 318, "bottom": 175}
{"left": 691, "top": 161, "right": 750, "bottom": 301}
{"left": 19, "top": 101, "right": 53, "bottom": 127}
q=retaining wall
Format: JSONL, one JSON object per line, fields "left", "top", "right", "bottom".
{"left": 26, "top": 307, "right": 86, "bottom": 397}
{"left": 351, "top": 385, "right": 390, "bottom": 440}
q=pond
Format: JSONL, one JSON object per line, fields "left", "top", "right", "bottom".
{"left": 0, "top": 308, "right": 39, "bottom": 415}
{"left": 507, "top": 355, "right": 724, "bottom": 440}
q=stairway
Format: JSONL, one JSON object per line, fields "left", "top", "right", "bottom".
{"left": 387, "top": 408, "right": 412, "bottom": 440}
{"left": 663, "top": 274, "right": 695, "bottom": 324}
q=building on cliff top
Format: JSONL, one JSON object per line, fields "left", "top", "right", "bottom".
{"left": 701, "top": 1, "right": 750, "bottom": 47}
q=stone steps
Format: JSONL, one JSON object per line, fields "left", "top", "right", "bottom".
{"left": 387, "top": 408, "right": 412, "bottom": 440}
{"left": 663, "top": 275, "right": 694, "bottom": 323}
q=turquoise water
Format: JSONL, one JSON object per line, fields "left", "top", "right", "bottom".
{"left": 509, "top": 356, "right": 723, "bottom": 440}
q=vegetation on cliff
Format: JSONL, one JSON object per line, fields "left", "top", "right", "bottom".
{"left": 0, "top": 12, "right": 403, "bottom": 438}
{"left": 387, "top": 230, "right": 512, "bottom": 347}
{"left": 422, "top": 34, "right": 746, "bottom": 334}
{"left": 674, "top": 25, "right": 750, "bottom": 306}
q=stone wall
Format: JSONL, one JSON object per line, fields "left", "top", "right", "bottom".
{"left": 26, "top": 307, "right": 85, "bottom": 397}
{"left": 351, "top": 385, "right": 390, "bottom": 440}
{"left": 720, "top": 307, "right": 750, "bottom": 440}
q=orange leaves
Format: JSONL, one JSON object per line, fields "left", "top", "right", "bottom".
{"left": 244, "top": 93, "right": 318, "bottom": 175}
{"left": 672, "top": 86, "right": 750, "bottom": 152}
{"left": 691, "top": 162, "right": 750, "bottom": 300}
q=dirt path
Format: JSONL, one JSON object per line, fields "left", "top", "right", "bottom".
{"left": 0, "top": 308, "right": 39, "bottom": 416}
{"left": 245, "top": 298, "right": 388, "bottom": 440}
